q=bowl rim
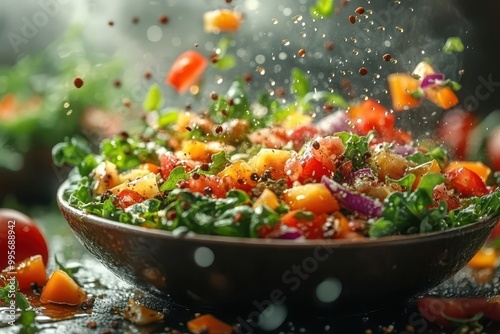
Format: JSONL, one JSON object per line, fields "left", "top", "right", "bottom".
{"left": 57, "top": 180, "right": 499, "bottom": 249}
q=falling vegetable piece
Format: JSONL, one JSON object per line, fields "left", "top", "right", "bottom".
{"left": 187, "top": 314, "right": 234, "bottom": 334}
{"left": 203, "top": 9, "right": 243, "bottom": 33}
{"left": 40, "top": 269, "right": 87, "bottom": 306}
{"left": 123, "top": 298, "right": 164, "bottom": 325}
{"left": 1, "top": 255, "right": 48, "bottom": 291}
{"left": 413, "top": 61, "right": 459, "bottom": 110}
{"left": 443, "top": 36, "right": 465, "bottom": 54}
{"left": 166, "top": 50, "right": 208, "bottom": 93}
{"left": 387, "top": 73, "right": 421, "bottom": 111}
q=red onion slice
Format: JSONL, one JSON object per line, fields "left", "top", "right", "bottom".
{"left": 322, "top": 175, "right": 383, "bottom": 217}
{"left": 276, "top": 227, "right": 304, "bottom": 240}
{"left": 420, "top": 73, "right": 445, "bottom": 89}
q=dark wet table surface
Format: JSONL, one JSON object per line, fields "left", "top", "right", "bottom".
{"left": 1, "top": 206, "right": 500, "bottom": 334}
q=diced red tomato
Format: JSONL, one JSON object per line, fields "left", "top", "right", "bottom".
{"left": 348, "top": 99, "right": 395, "bottom": 135}
{"left": 288, "top": 124, "right": 319, "bottom": 151}
{"left": 436, "top": 109, "right": 477, "bottom": 160}
{"left": 444, "top": 167, "right": 489, "bottom": 197}
{"left": 117, "top": 189, "right": 146, "bottom": 209}
{"left": 166, "top": 50, "right": 208, "bottom": 93}
{"left": 281, "top": 210, "right": 328, "bottom": 239}
{"left": 184, "top": 174, "right": 226, "bottom": 198}
{"left": 160, "top": 152, "right": 179, "bottom": 179}
{"left": 0, "top": 209, "right": 49, "bottom": 269}
{"left": 417, "top": 296, "right": 500, "bottom": 327}
{"left": 299, "top": 155, "right": 333, "bottom": 183}
{"left": 432, "top": 183, "right": 461, "bottom": 211}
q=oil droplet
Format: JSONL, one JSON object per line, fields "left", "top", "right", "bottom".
{"left": 395, "top": 26, "right": 404, "bottom": 33}
{"left": 215, "top": 76, "right": 223, "bottom": 84}
{"left": 63, "top": 102, "right": 70, "bottom": 108}
{"left": 301, "top": 32, "right": 307, "bottom": 38}
{"left": 377, "top": 26, "right": 386, "bottom": 31}
{"left": 272, "top": 18, "right": 279, "bottom": 24}
{"left": 282, "top": 39, "right": 290, "bottom": 46}
{"left": 351, "top": 37, "right": 357, "bottom": 43}
{"left": 256, "top": 66, "right": 266, "bottom": 75}
{"left": 352, "top": 50, "right": 359, "bottom": 55}
{"left": 390, "top": 58, "right": 398, "bottom": 64}
{"left": 66, "top": 110, "right": 73, "bottom": 116}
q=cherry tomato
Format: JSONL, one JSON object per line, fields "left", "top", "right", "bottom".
{"left": 444, "top": 167, "right": 489, "bottom": 197}
{"left": 486, "top": 126, "right": 500, "bottom": 172}
{"left": 1, "top": 254, "right": 47, "bottom": 291}
{"left": 417, "top": 296, "right": 500, "bottom": 327}
{"left": 436, "top": 109, "right": 477, "bottom": 160}
{"left": 0, "top": 209, "right": 49, "bottom": 269}
{"left": 166, "top": 50, "right": 208, "bottom": 93}
{"left": 116, "top": 189, "right": 146, "bottom": 209}
{"left": 281, "top": 210, "right": 328, "bottom": 239}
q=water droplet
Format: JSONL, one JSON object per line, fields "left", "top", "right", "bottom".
{"left": 282, "top": 39, "right": 290, "bottom": 46}
{"left": 63, "top": 102, "right": 70, "bottom": 108}
{"left": 272, "top": 18, "right": 279, "bottom": 24}
{"left": 292, "top": 15, "right": 303, "bottom": 23}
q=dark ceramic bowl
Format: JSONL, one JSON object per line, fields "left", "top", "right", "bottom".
{"left": 57, "top": 181, "right": 499, "bottom": 315}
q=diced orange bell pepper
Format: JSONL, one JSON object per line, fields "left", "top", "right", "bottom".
{"left": 1, "top": 255, "right": 47, "bottom": 291}
{"left": 387, "top": 73, "right": 421, "bottom": 111}
{"left": 203, "top": 9, "right": 243, "bottom": 33}
{"left": 467, "top": 247, "right": 499, "bottom": 269}
{"left": 283, "top": 183, "right": 339, "bottom": 214}
{"left": 40, "top": 269, "right": 87, "bottom": 306}
{"left": 187, "top": 314, "right": 233, "bottom": 334}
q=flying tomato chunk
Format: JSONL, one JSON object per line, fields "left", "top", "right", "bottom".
{"left": 436, "top": 109, "right": 477, "bottom": 160}
{"left": 166, "top": 50, "right": 208, "bottom": 93}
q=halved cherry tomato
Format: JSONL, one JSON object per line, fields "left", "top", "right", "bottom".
{"left": 436, "top": 109, "right": 477, "bottom": 160}
{"left": 281, "top": 210, "right": 328, "bottom": 239}
{"left": 417, "top": 296, "right": 500, "bottom": 327}
{"left": 444, "top": 167, "right": 489, "bottom": 197}
{"left": 0, "top": 209, "right": 49, "bottom": 269}
{"left": 166, "top": 50, "right": 208, "bottom": 93}
{"left": 1, "top": 254, "right": 47, "bottom": 291}
{"left": 117, "top": 189, "right": 146, "bottom": 209}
